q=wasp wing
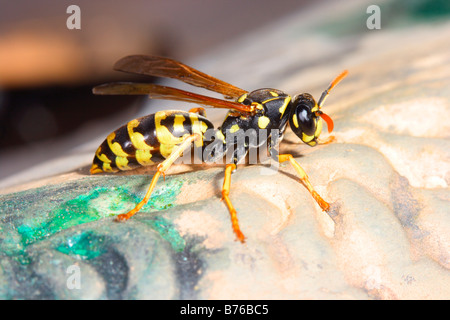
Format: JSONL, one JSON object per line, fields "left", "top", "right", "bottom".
{"left": 93, "top": 82, "right": 255, "bottom": 114}
{"left": 112, "top": 55, "right": 247, "bottom": 99}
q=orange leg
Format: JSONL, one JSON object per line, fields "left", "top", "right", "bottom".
{"left": 116, "top": 134, "right": 201, "bottom": 221}
{"left": 221, "top": 163, "right": 246, "bottom": 243}
{"left": 278, "top": 154, "right": 330, "bottom": 211}
{"left": 317, "top": 135, "right": 336, "bottom": 145}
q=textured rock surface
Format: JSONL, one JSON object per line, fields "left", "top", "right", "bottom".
{"left": 1, "top": 1, "right": 449, "bottom": 299}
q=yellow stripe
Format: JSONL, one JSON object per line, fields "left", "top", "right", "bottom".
{"left": 102, "top": 162, "right": 118, "bottom": 173}
{"left": 173, "top": 114, "right": 186, "bottom": 132}
{"left": 302, "top": 132, "right": 315, "bottom": 143}
{"left": 155, "top": 111, "right": 185, "bottom": 145}
{"left": 292, "top": 114, "right": 299, "bottom": 128}
{"left": 269, "top": 91, "right": 279, "bottom": 97}
{"left": 258, "top": 116, "right": 270, "bottom": 129}
{"left": 252, "top": 102, "right": 263, "bottom": 110}
{"left": 279, "top": 96, "right": 291, "bottom": 118}
{"left": 107, "top": 132, "right": 130, "bottom": 157}
{"left": 135, "top": 149, "right": 154, "bottom": 166}
{"left": 96, "top": 147, "right": 112, "bottom": 163}
{"left": 127, "top": 119, "right": 154, "bottom": 150}
{"left": 115, "top": 156, "right": 131, "bottom": 170}
{"left": 237, "top": 93, "right": 248, "bottom": 103}
{"left": 189, "top": 113, "right": 204, "bottom": 147}
{"left": 216, "top": 130, "right": 226, "bottom": 143}
{"left": 314, "top": 117, "right": 323, "bottom": 137}
{"left": 201, "top": 121, "right": 208, "bottom": 133}
{"left": 230, "top": 124, "right": 240, "bottom": 133}
{"left": 90, "top": 164, "right": 103, "bottom": 174}
{"left": 160, "top": 143, "right": 175, "bottom": 158}
{"left": 261, "top": 97, "right": 279, "bottom": 104}
{"left": 311, "top": 104, "right": 319, "bottom": 113}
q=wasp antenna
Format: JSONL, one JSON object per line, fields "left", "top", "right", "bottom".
{"left": 318, "top": 70, "right": 348, "bottom": 108}
{"left": 318, "top": 111, "right": 334, "bottom": 133}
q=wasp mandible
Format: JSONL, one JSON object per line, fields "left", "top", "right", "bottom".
{"left": 91, "top": 55, "right": 348, "bottom": 243}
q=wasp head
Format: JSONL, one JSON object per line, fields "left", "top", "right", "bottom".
{"left": 289, "top": 70, "right": 348, "bottom": 146}
{"left": 289, "top": 93, "right": 333, "bottom": 146}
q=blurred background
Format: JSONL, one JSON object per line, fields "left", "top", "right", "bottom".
{"left": 0, "top": 0, "right": 449, "bottom": 182}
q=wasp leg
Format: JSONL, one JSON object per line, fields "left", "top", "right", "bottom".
{"left": 221, "top": 163, "right": 246, "bottom": 243}
{"left": 317, "top": 135, "right": 336, "bottom": 145}
{"left": 189, "top": 107, "right": 206, "bottom": 117}
{"left": 278, "top": 154, "right": 330, "bottom": 211}
{"left": 116, "top": 133, "right": 201, "bottom": 221}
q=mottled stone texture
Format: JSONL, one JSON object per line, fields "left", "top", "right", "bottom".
{"left": 1, "top": 1, "right": 449, "bottom": 299}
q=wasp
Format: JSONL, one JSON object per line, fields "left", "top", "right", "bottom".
{"left": 91, "top": 55, "right": 348, "bottom": 243}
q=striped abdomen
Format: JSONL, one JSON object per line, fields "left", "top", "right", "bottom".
{"left": 90, "top": 110, "right": 214, "bottom": 174}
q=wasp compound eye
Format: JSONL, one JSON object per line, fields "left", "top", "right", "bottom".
{"left": 296, "top": 104, "right": 316, "bottom": 136}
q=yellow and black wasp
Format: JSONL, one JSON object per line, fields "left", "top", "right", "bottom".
{"left": 91, "top": 55, "right": 348, "bottom": 243}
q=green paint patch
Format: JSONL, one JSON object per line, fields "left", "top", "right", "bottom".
{"left": 0, "top": 225, "right": 30, "bottom": 265}
{"left": 143, "top": 216, "right": 186, "bottom": 252}
{"left": 144, "top": 178, "right": 184, "bottom": 211}
{"left": 55, "top": 231, "right": 107, "bottom": 260}
{"left": 313, "top": 0, "right": 450, "bottom": 38}
{"left": 16, "top": 178, "right": 183, "bottom": 246}
{"left": 390, "top": 0, "right": 450, "bottom": 20}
